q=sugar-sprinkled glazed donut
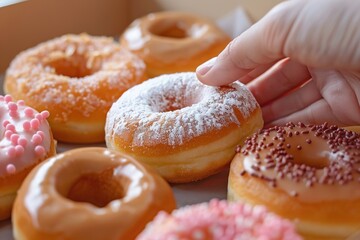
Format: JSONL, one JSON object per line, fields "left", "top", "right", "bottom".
{"left": 4, "top": 34, "right": 147, "bottom": 143}
{"left": 228, "top": 122, "right": 360, "bottom": 239}
{"left": 105, "top": 72, "right": 263, "bottom": 183}
{"left": 120, "top": 12, "right": 230, "bottom": 77}
{"left": 137, "top": 199, "right": 301, "bottom": 240}
{"left": 12, "top": 147, "right": 176, "bottom": 240}
{"left": 0, "top": 95, "right": 55, "bottom": 220}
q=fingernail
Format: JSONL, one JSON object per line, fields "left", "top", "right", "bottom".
{"left": 196, "top": 57, "right": 217, "bottom": 76}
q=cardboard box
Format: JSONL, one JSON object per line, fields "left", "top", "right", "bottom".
{"left": 0, "top": 0, "right": 282, "bottom": 72}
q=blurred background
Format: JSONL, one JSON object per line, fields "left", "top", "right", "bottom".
{"left": 0, "top": 0, "right": 282, "bottom": 72}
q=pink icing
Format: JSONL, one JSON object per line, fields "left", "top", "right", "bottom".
{"left": 136, "top": 199, "right": 302, "bottom": 240}
{"left": 0, "top": 95, "right": 52, "bottom": 175}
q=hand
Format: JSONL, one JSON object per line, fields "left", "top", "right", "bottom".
{"left": 196, "top": 0, "right": 360, "bottom": 127}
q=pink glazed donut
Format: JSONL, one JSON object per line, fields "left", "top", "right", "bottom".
{"left": 136, "top": 199, "right": 302, "bottom": 240}
{"left": 0, "top": 95, "right": 56, "bottom": 220}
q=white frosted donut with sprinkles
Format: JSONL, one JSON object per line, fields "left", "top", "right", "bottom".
{"left": 229, "top": 122, "right": 360, "bottom": 239}
{"left": 105, "top": 72, "right": 263, "bottom": 183}
{"left": 136, "top": 199, "right": 301, "bottom": 240}
{"left": 0, "top": 95, "right": 56, "bottom": 220}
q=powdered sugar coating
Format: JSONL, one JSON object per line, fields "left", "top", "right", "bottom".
{"left": 136, "top": 199, "right": 301, "bottom": 240}
{"left": 0, "top": 95, "right": 52, "bottom": 176}
{"left": 105, "top": 72, "right": 258, "bottom": 147}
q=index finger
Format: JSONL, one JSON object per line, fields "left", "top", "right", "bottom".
{"left": 196, "top": 1, "right": 301, "bottom": 86}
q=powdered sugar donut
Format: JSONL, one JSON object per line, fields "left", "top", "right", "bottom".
{"left": 0, "top": 95, "right": 56, "bottom": 220}
{"left": 136, "top": 199, "right": 301, "bottom": 240}
{"left": 105, "top": 72, "right": 263, "bottom": 183}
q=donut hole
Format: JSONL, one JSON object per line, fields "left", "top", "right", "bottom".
{"left": 149, "top": 21, "right": 189, "bottom": 39}
{"left": 292, "top": 154, "right": 330, "bottom": 169}
{"left": 156, "top": 95, "right": 199, "bottom": 112}
{"left": 47, "top": 55, "right": 95, "bottom": 78}
{"left": 286, "top": 137, "right": 330, "bottom": 169}
{"left": 66, "top": 168, "right": 125, "bottom": 208}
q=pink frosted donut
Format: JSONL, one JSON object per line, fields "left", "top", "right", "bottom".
{"left": 136, "top": 199, "right": 302, "bottom": 240}
{"left": 0, "top": 95, "right": 56, "bottom": 220}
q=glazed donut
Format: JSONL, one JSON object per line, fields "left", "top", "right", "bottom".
{"left": 228, "top": 122, "right": 360, "bottom": 239}
{"left": 345, "top": 125, "right": 360, "bottom": 134}
{"left": 105, "top": 72, "right": 263, "bottom": 183}
{"left": 120, "top": 12, "right": 230, "bottom": 77}
{"left": 4, "top": 34, "right": 147, "bottom": 143}
{"left": 137, "top": 199, "right": 301, "bottom": 240}
{"left": 12, "top": 147, "right": 176, "bottom": 240}
{"left": 0, "top": 95, "right": 55, "bottom": 220}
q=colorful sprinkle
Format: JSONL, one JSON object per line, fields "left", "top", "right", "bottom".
{"left": 5, "top": 130, "right": 13, "bottom": 140}
{"left": 41, "top": 110, "right": 50, "bottom": 119}
{"left": 18, "top": 137, "right": 28, "bottom": 147}
{"left": 24, "top": 107, "right": 34, "bottom": 118}
{"left": 5, "top": 124, "right": 15, "bottom": 132}
{"left": 34, "top": 146, "right": 46, "bottom": 157}
{"left": 4, "top": 95, "right": 12, "bottom": 103}
{"left": 6, "top": 164, "right": 16, "bottom": 174}
{"left": 30, "top": 119, "right": 40, "bottom": 130}
{"left": 15, "top": 145, "right": 24, "bottom": 155}
{"left": 17, "top": 100, "right": 25, "bottom": 106}
{"left": 10, "top": 134, "right": 19, "bottom": 145}
{"left": 7, "top": 102, "right": 18, "bottom": 111}
{"left": 2, "top": 120, "right": 10, "bottom": 128}
{"left": 31, "top": 134, "right": 43, "bottom": 145}
{"left": 22, "top": 121, "right": 31, "bottom": 131}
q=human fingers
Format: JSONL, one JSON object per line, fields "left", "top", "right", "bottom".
{"left": 266, "top": 99, "right": 341, "bottom": 127}
{"left": 197, "top": 0, "right": 360, "bottom": 86}
{"left": 262, "top": 80, "right": 321, "bottom": 124}
{"left": 247, "top": 59, "right": 310, "bottom": 105}
{"left": 196, "top": 0, "right": 303, "bottom": 86}
{"left": 312, "top": 69, "right": 360, "bottom": 124}
{"left": 238, "top": 62, "right": 276, "bottom": 84}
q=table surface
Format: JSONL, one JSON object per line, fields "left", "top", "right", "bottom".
{"left": 0, "top": 74, "right": 228, "bottom": 239}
